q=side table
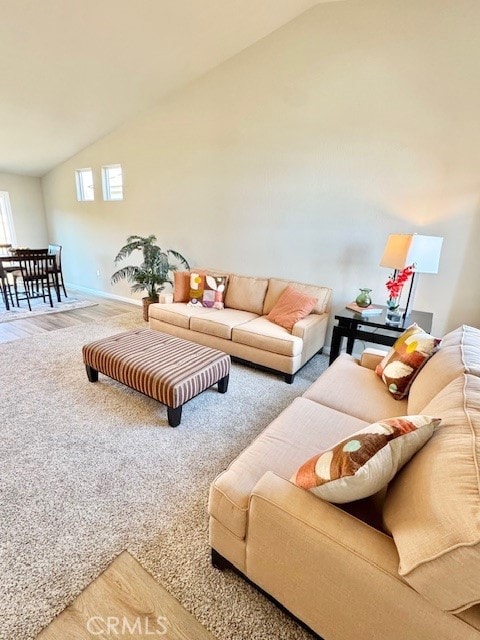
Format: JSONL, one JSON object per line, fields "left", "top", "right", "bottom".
{"left": 329, "top": 307, "right": 433, "bottom": 365}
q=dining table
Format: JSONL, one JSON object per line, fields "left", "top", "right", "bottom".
{"left": 0, "top": 252, "right": 61, "bottom": 311}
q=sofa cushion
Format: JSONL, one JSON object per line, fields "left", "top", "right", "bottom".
{"left": 375, "top": 324, "right": 441, "bottom": 400}
{"left": 383, "top": 374, "right": 480, "bottom": 613}
{"left": 209, "top": 397, "right": 367, "bottom": 539}
{"left": 190, "top": 309, "right": 258, "bottom": 340}
{"left": 303, "top": 354, "right": 408, "bottom": 424}
{"left": 232, "top": 317, "right": 303, "bottom": 357}
{"left": 292, "top": 415, "right": 439, "bottom": 504}
{"left": 408, "top": 325, "right": 480, "bottom": 414}
{"left": 148, "top": 302, "right": 215, "bottom": 330}
{"left": 263, "top": 278, "right": 331, "bottom": 315}
{"left": 188, "top": 272, "right": 229, "bottom": 309}
{"left": 266, "top": 285, "right": 318, "bottom": 332}
{"left": 173, "top": 270, "right": 191, "bottom": 302}
{"left": 224, "top": 274, "right": 269, "bottom": 315}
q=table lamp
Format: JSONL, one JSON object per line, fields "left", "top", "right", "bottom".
{"left": 380, "top": 234, "right": 443, "bottom": 318}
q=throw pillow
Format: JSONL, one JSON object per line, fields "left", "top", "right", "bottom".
{"left": 267, "top": 285, "right": 318, "bottom": 332}
{"left": 376, "top": 324, "right": 441, "bottom": 400}
{"left": 188, "top": 272, "right": 228, "bottom": 309}
{"left": 173, "top": 270, "right": 191, "bottom": 302}
{"left": 291, "top": 415, "right": 440, "bottom": 504}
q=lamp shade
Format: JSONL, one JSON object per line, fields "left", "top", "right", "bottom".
{"left": 380, "top": 234, "right": 443, "bottom": 274}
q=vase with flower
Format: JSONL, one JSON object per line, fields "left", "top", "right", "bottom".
{"left": 385, "top": 264, "right": 414, "bottom": 325}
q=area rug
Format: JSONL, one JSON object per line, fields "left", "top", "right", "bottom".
{"left": 0, "top": 295, "right": 97, "bottom": 322}
{"left": 0, "top": 312, "right": 327, "bottom": 640}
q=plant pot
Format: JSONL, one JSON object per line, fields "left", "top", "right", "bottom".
{"left": 142, "top": 296, "right": 158, "bottom": 322}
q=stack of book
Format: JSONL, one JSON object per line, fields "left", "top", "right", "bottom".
{"left": 345, "top": 302, "right": 383, "bottom": 316}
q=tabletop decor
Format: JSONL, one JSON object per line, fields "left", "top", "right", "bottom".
{"left": 380, "top": 233, "right": 443, "bottom": 319}
{"left": 355, "top": 287, "right": 372, "bottom": 308}
{"left": 386, "top": 264, "right": 414, "bottom": 305}
{"left": 384, "top": 264, "right": 414, "bottom": 325}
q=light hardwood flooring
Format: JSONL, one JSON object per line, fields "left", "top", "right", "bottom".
{"left": 0, "top": 290, "right": 141, "bottom": 343}
{"left": 37, "top": 551, "right": 216, "bottom": 640}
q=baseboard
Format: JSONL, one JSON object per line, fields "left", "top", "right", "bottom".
{"left": 65, "top": 283, "right": 141, "bottom": 306}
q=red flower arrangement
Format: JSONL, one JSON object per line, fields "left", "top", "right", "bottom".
{"left": 385, "top": 264, "right": 415, "bottom": 305}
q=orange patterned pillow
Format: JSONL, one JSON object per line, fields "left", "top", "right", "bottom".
{"left": 267, "top": 285, "right": 318, "bottom": 332}
{"left": 376, "top": 324, "right": 441, "bottom": 400}
{"left": 292, "top": 415, "right": 440, "bottom": 503}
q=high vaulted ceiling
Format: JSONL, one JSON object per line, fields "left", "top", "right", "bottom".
{"left": 0, "top": 0, "right": 330, "bottom": 177}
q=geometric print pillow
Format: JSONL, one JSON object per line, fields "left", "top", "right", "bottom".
{"left": 375, "top": 324, "right": 441, "bottom": 400}
{"left": 291, "top": 415, "right": 440, "bottom": 504}
{"left": 188, "top": 272, "right": 228, "bottom": 309}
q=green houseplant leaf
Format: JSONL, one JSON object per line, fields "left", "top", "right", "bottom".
{"left": 111, "top": 235, "right": 189, "bottom": 301}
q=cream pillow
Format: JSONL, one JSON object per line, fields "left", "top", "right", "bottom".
{"left": 291, "top": 415, "right": 440, "bottom": 503}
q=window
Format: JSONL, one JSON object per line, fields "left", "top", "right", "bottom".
{"left": 102, "top": 164, "right": 123, "bottom": 201}
{"left": 0, "top": 191, "right": 16, "bottom": 245}
{"left": 75, "top": 168, "right": 94, "bottom": 201}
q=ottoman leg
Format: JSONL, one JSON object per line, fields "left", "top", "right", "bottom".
{"left": 218, "top": 374, "right": 229, "bottom": 394}
{"left": 85, "top": 364, "right": 98, "bottom": 382}
{"left": 167, "top": 405, "right": 182, "bottom": 427}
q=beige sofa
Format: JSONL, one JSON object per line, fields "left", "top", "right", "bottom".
{"left": 208, "top": 325, "right": 480, "bottom": 640}
{"left": 148, "top": 273, "right": 332, "bottom": 383}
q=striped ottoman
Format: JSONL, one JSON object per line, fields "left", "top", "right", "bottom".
{"left": 82, "top": 328, "right": 230, "bottom": 427}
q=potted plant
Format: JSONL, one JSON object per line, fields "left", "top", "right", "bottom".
{"left": 111, "top": 234, "right": 189, "bottom": 321}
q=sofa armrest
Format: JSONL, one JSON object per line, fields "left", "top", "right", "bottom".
{"left": 246, "top": 472, "right": 471, "bottom": 640}
{"left": 158, "top": 292, "right": 174, "bottom": 304}
{"left": 291, "top": 312, "right": 325, "bottom": 339}
{"left": 291, "top": 313, "right": 329, "bottom": 358}
{"left": 359, "top": 347, "right": 388, "bottom": 370}
{"left": 248, "top": 471, "right": 399, "bottom": 574}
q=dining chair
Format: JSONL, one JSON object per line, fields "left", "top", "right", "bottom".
{"left": 13, "top": 253, "right": 58, "bottom": 310}
{"left": 47, "top": 244, "right": 67, "bottom": 298}
{"left": 0, "top": 261, "right": 15, "bottom": 309}
{"left": 12, "top": 248, "right": 48, "bottom": 255}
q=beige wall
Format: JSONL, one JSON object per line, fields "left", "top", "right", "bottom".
{"left": 0, "top": 172, "right": 48, "bottom": 247}
{"left": 42, "top": 0, "right": 480, "bottom": 338}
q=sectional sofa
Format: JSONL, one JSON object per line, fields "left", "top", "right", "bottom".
{"left": 148, "top": 272, "right": 332, "bottom": 382}
{"left": 208, "top": 324, "right": 480, "bottom": 640}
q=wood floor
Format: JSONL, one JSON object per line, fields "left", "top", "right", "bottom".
{"left": 37, "top": 551, "right": 216, "bottom": 640}
{"left": 0, "top": 290, "right": 140, "bottom": 343}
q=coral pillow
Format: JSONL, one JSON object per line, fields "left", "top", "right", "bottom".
{"left": 173, "top": 271, "right": 191, "bottom": 302}
{"left": 188, "top": 272, "right": 228, "bottom": 309}
{"left": 267, "top": 286, "right": 318, "bottom": 332}
{"left": 292, "top": 415, "right": 440, "bottom": 504}
{"left": 376, "top": 324, "right": 441, "bottom": 400}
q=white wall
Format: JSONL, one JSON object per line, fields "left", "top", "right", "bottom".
{"left": 42, "top": 0, "right": 480, "bottom": 337}
{"left": 0, "top": 172, "right": 48, "bottom": 247}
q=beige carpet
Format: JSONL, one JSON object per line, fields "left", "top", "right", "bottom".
{"left": 0, "top": 312, "right": 327, "bottom": 640}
